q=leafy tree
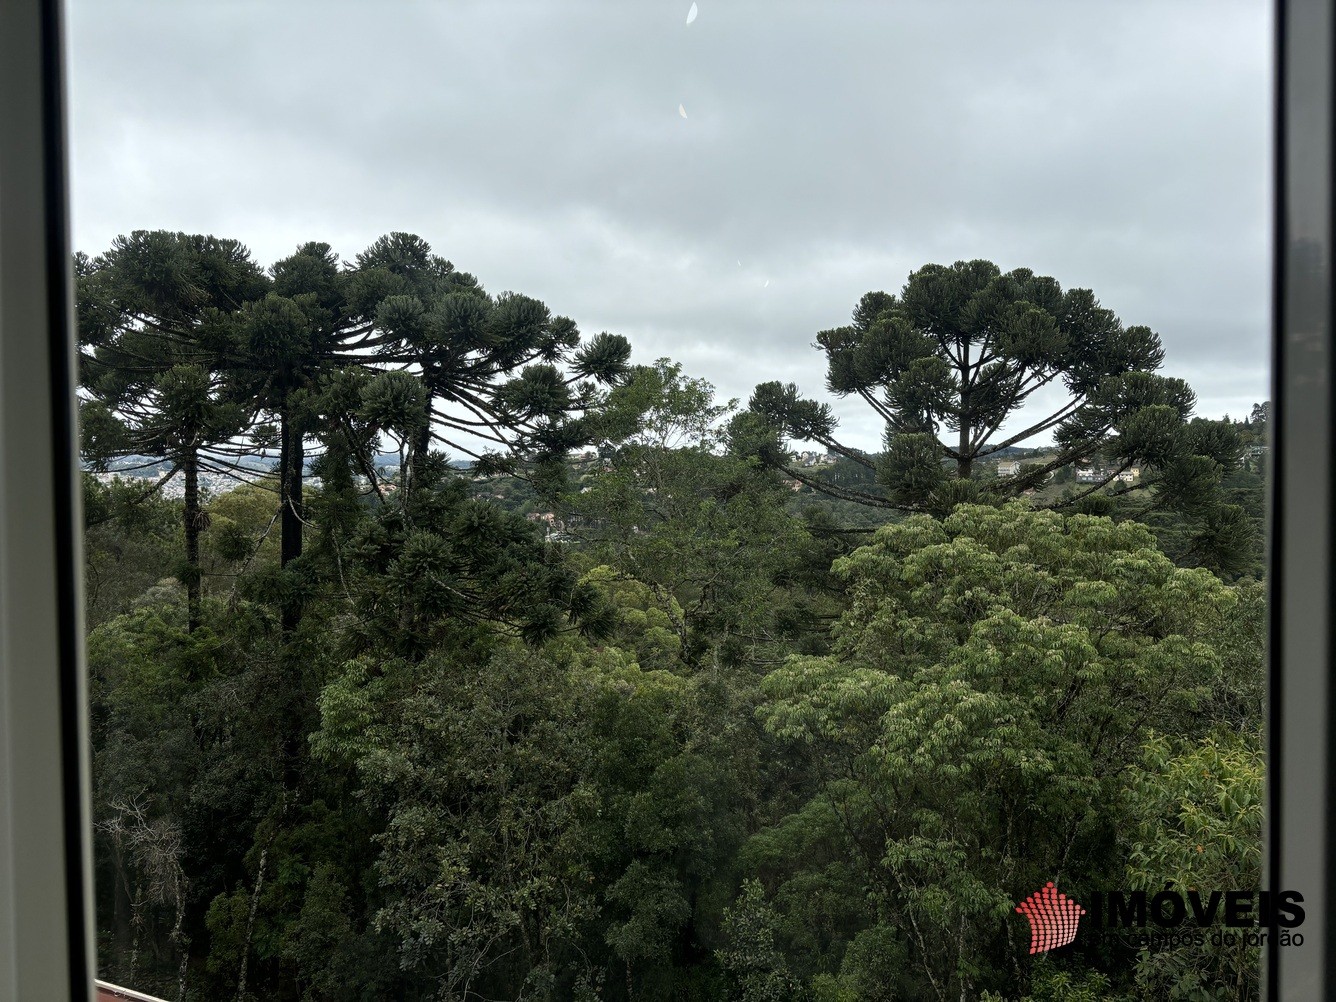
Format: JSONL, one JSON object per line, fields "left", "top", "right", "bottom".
{"left": 87, "top": 601, "right": 227, "bottom": 996}
{"left": 752, "top": 504, "right": 1239, "bottom": 998}
{"left": 1206, "top": 580, "right": 1266, "bottom": 732}
{"left": 198, "top": 480, "right": 284, "bottom": 587}
{"left": 82, "top": 474, "right": 181, "bottom": 629}
{"left": 567, "top": 360, "right": 837, "bottom": 666}
{"left": 1122, "top": 414, "right": 1265, "bottom": 579}
{"left": 310, "top": 635, "right": 665, "bottom": 998}
{"left": 717, "top": 880, "right": 802, "bottom": 1001}
{"left": 980, "top": 963, "right": 1120, "bottom": 1002}
{"left": 1245, "top": 401, "right": 1269, "bottom": 442}
{"left": 579, "top": 565, "right": 685, "bottom": 672}
{"left": 1124, "top": 733, "right": 1262, "bottom": 1002}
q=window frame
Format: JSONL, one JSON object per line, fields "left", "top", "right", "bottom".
{"left": 1268, "top": 0, "right": 1333, "bottom": 996}
{"left": 0, "top": 0, "right": 1322, "bottom": 997}
{"left": 0, "top": 0, "right": 94, "bottom": 999}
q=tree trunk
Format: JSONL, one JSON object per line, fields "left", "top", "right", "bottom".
{"left": 183, "top": 449, "right": 202, "bottom": 632}
{"left": 957, "top": 339, "right": 972, "bottom": 479}
{"left": 413, "top": 422, "right": 430, "bottom": 463}
{"left": 279, "top": 409, "right": 304, "bottom": 567}
{"left": 111, "top": 841, "right": 133, "bottom": 969}
{"left": 279, "top": 407, "right": 303, "bottom": 630}
{"left": 236, "top": 847, "right": 268, "bottom": 1002}
{"left": 171, "top": 893, "right": 189, "bottom": 1002}
{"left": 409, "top": 421, "right": 430, "bottom": 493}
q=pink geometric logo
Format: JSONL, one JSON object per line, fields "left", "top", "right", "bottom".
{"left": 1015, "top": 882, "right": 1086, "bottom": 954}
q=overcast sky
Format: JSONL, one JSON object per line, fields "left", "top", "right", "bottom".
{"left": 66, "top": 0, "right": 1271, "bottom": 452}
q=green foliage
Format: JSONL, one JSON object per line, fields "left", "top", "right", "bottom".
{"left": 237, "top": 590, "right": 767, "bottom": 1000}
{"left": 569, "top": 360, "right": 842, "bottom": 666}
{"left": 981, "top": 962, "right": 1121, "bottom": 1001}
{"left": 78, "top": 231, "right": 1269, "bottom": 1001}
{"left": 83, "top": 474, "right": 182, "bottom": 628}
{"left": 753, "top": 503, "right": 1238, "bottom": 999}
{"left": 1124, "top": 733, "right": 1263, "bottom": 1002}
{"left": 200, "top": 481, "right": 281, "bottom": 573}
{"left": 309, "top": 633, "right": 749, "bottom": 999}
{"left": 581, "top": 565, "right": 684, "bottom": 671}
{"left": 717, "top": 880, "right": 801, "bottom": 1002}
{"left": 320, "top": 466, "right": 614, "bottom": 656}
{"left": 87, "top": 465, "right": 1268, "bottom": 1000}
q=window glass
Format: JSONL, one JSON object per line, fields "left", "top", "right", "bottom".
{"left": 67, "top": 2, "right": 1273, "bottom": 999}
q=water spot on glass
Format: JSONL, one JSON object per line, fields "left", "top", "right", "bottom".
{"left": 763, "top": 279, "right": 770, "bottom": 288}
{"left": 686, "top": 3, "right": 698, "bottom": 25}
{"left": 679, "top": 104, "right": 688, "bottom": 118}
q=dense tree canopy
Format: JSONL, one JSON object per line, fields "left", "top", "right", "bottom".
{"left": 79, "top": 236, "right": 1265, "bottom": 1002}
{"left": 563, "top": 360, "right": 844, "bottom": 666}
{"left": 753, "top": 504, "right": 1245, "bottom": 999}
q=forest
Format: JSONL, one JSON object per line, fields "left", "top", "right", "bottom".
{"left": 78, "top": 233, "right": 1267, "bottom": 1001}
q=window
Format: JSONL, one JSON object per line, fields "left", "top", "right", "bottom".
{"left": 2, "top": 1, "right": 1323, "bottom": 999}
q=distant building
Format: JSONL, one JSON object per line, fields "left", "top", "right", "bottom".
{"left": 1076, "top": 466, "right": 1099, "bottom": 484}
{"left": 997, "top": 460, "right": 1021, "bottom": 477}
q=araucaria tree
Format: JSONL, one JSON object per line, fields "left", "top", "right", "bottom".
{"left": 79, "top": 231, "right": 633, "bottom": 627}
{"left": 749, "top": 261, "right": 1247, "bottom": 563}
{"left": 350, "top": 233, "right": 633, "bottom": 478}
{"left": 77, "top": 235, "right": 268, "bottom": 630}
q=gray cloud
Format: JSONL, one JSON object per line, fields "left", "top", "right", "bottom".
{"left": 67, "top": 0, "right": 1271, "bottom": 451}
